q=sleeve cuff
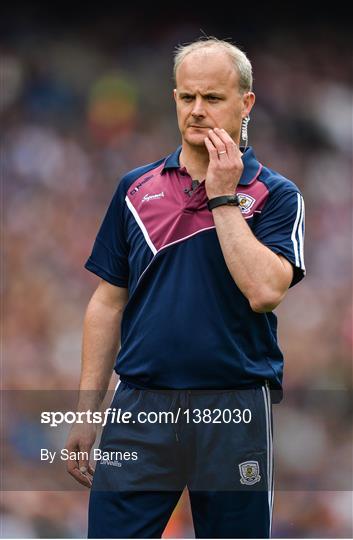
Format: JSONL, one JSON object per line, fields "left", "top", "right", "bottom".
{"left": 265, "top": 246, "right": 306, "bottom": 288}
{"left": 84, "top": 258, "right": 128, "bottom": 288}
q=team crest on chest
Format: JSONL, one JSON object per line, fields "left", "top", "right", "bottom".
{"left": 237, "top": 193, "right": 256, "bottom": 213}
{"left": 239, "top": 460, "right": 261, "bottom": 485}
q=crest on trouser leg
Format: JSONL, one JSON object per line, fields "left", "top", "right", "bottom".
{"left": 239, "top": 460, "right": 261, "bottom": 485}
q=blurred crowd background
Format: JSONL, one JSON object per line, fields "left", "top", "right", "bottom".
{"left": 1, "top": 5, "right": 352, "bottom": 539}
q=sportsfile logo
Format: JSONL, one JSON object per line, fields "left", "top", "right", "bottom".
{"left": 142, "top": 191, "right": 165, "bottom": 202}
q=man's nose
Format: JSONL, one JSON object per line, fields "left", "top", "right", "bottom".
{"left": 191, "top": 97, "right": 205, "bottom": 117}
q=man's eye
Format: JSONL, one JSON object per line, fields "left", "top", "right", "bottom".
{"left": 208, "top": 96, "right": 220, "bottom": 101}
{"left": 182, "top": 96, "right": 193, "bottom": 101}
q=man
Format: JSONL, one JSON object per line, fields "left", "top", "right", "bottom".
{"left": 66, "top": 38, "right": 305, "bottom": 538}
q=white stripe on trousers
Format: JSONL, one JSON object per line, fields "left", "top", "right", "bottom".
{"left": 108, "top": 378, "right": 121, "bottom": 407}
{"left": 262, "top": 383, "right": 274, "bottom": 537}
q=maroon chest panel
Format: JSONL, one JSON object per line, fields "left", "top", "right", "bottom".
{"left": 125, "top": 163, "right": 269, "bottom": 252}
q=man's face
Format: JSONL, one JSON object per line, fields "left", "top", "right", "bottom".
{"left": 174, "top": 50, "right": 254, "bottom": 148}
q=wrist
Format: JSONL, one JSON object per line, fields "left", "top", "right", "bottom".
{"left": 77, "top": 390, "right": 105, "bottom": 412}
{"left": 206, "top": 192, "right": 234, "bottom": 200}
{"left": 207, "top": 194, "right": 241, "bottom": 211}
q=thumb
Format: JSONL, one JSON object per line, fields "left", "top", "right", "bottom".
{"left": 78, "top": 446, "right": 91, "bottom": 474}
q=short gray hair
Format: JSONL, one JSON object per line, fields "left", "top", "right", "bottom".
{"left": 173, "top": 37, "right": 253, "bottom": 94}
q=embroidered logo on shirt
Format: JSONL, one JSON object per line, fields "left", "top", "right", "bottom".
{"left": 142, "top": 191, "right": 165, "bottom": 202}
{"left": 239, "top": 460, "right": 261, "bottom": 485}
{"left": 130, "top": 175, "right": 154, "bottom": 196}
{"left": 237, "top": 193, "right": 256, "bottom": 213}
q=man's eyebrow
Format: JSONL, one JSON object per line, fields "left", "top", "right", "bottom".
{"left": 178, "top": 91, "right": 225, "bottom": 96}
{"left": 203, "top": 91, "right": 225, "bottom": 97}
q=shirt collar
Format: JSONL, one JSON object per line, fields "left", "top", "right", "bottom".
{"left": 162, "top": 146, "right": 262, "bottom": 186}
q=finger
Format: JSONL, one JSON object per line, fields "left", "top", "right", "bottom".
{"left": 88, "top": 463, "right": 95, "bottom": 476}
{"left": 207, "top": 129, "right": 227, "bottom": 155}
{"left": 79, "top": 445, "right": 95, "bottom": 484}
{"left": 66, "top": 443, "right": 80, "bottom": 475}
{"left": 214, "top": 127, "right": 233, "bottom": 144}
{"left": 204, "top": 136, "right": 218, "bottom": 162}
{"left": 78, "top": 448, "right": 90, "bottom": 472}
{"left": 68, "top": 466, "right": 93, "bottom": 488}
{"left": 66, "top": 442, "right": 94, "bottom": 487}
{"left": 214, "top": 128, "right": 238, "bottom": 157}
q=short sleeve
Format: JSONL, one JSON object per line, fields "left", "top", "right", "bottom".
{"left": 253, "top": 189, "right": 306, "bottom": 287}
{"left": 85, "top": 181, "right": 129, "bottom": 287}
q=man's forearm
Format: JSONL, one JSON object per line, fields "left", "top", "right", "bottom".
{"left": 212, "top": 205, "right": 289, "bottom": 312}
{"left": 77, "top": 293, "right": 125, "bottom": 412}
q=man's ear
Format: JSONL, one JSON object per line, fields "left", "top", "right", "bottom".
{"left": 173, "top": 89, "right": 177, "bottom": 102}
{"left": 242, "top": 92, "right": 256, "bottom": 117}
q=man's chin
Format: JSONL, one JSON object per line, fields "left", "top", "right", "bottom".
{"left": 183, "top": 134, "right": 208, "bottom": 148}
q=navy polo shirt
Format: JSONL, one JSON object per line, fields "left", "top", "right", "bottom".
{"left": 85, "top": 146, "right": 305, "bottom": 395}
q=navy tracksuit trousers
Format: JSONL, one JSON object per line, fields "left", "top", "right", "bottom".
{"left": 88, "top": 381, "right": 274, "bottom": 538}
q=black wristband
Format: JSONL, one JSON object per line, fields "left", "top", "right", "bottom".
{"left": 207, "top": 195, "right": 240, "bottom": 211}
